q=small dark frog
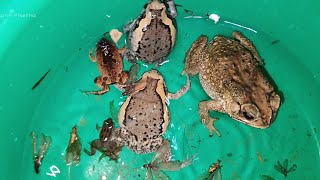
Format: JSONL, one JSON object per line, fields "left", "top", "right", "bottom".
{"left": 123, "top": 0, "right": 177, "bottom": 66}
{"left": 84, "top": 118, "right": 123, "bottom": 162}
{"left": 66, "top": 126, "right": 82, "bottom": 166}
{"left": 82, "top": 38, "right": 129, "bottom": 95}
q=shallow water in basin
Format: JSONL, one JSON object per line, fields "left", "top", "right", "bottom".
{"left": 17, "top": 8, "right": 320, "bottom": 180}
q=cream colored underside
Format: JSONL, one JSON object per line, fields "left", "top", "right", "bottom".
{"left": 118, "top": 70, "right": 169, "bottom": 133}
{"left": 131, "top": 3, "right": 176, "bottom": 51}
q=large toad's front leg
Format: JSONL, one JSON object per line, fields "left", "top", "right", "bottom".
{"left": 199, "top": 100, "right": 226, "bottom": 137}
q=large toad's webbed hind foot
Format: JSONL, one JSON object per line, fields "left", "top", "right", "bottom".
{"left": 199, "top": 100, "right": 226, "bottom": 137}
{"left": 182, "top": 35, "right": 208, "bottom": 76}
{"left": 167, "top": 75, "right": 190, "bottom": 100}
{"left": 232, "top": 31, "right": 264, "bottom": 65}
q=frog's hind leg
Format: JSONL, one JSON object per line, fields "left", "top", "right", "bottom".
{"left": 182, "top": 35, "right": 208, "bottom": 76}
{"left": 112, "top": 71, "right": 130, "bottom": 92}
{"left": 119, "top": 71, "right": 129, "bottom": 84}
{"left": 118, "top": 46, "right": 127, "bottom": 54}
{"left": 81, "top": 87, "right": 110, "bottom": 95}
{"left": 199, "top": 100, "right": 225, "bottom": 137}
{"left": 153, "top": 139, "right": 172, "bottom": 163}
{"left": 84, "top": 140, "right": 101, "bottom": 156}
{"left": 232, "top": 31, "right": 264, "bottom": 65}
{"left": 81, "top": 76, "right": 110, "bottom": 95}
{"left": 167, "top": 75, "right": 190, "bottom": 100}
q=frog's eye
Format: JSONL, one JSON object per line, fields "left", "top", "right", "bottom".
{"left": 243, "top": 111, "right": 254, "bottom": 120}
{"left": 241, "top": 103, "right": 260, "bottom": 120}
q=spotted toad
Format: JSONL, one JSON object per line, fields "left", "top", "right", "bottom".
{"left": 183, "top": 31, "right": 281, "bottom": 136}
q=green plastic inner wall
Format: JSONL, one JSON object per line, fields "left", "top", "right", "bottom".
{"left": 1, "top": 0, "right": 320, "bottom": 179}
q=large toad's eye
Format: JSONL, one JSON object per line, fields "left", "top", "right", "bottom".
{"left": 241, "top": 103, "right": 260, "bottom": 120}
{"left": 243, "top": 111, "right": 254, "bottom": 120}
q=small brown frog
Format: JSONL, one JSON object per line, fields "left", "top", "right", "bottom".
{"left": 66, "top": 126, "right": 82, "bottom": 166}
{"left": 183, "top": 31, "right": 281, "bottom": 137}
{"left": 84, "top": 118, "right": 123, "bottom": 161}
{"left": 82, "top": 38, "right": 129, "bottom": 95}
{"left": 123, "top": 0, "right": 177, "bottom": 66}
{"left": 114, "top": 69, "right": 190, "bottom": 160}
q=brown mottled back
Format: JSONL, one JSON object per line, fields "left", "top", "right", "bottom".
{"left": 96, "top": 38, "right": 125, "bottom": 83}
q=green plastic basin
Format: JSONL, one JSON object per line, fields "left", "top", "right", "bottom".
{"left": 1, "top": 0, "right": 319, "bottom": 179}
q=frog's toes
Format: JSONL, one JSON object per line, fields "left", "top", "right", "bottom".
{"left": 204, "top": 118, "right": 221, "bottom": 137}
{"left": 155, "top": 57, "right": 168, "bottom": 68}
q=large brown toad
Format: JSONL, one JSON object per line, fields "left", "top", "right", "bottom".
{"left": 183, "top": 31, "right": 281, "bottom": 137}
